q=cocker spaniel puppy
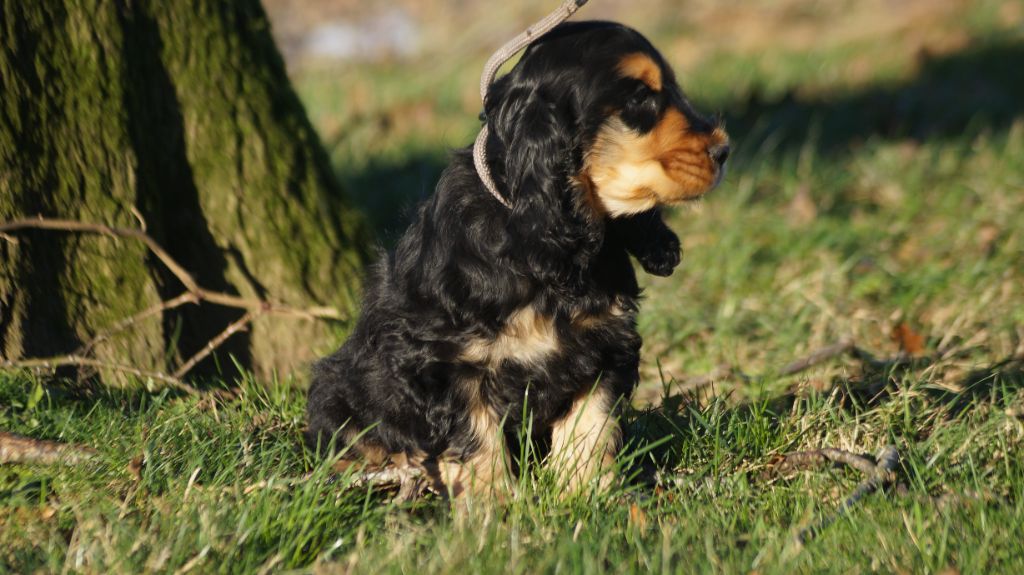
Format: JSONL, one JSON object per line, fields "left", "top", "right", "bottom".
{"left": 306, "top": 21, "right": 729, "bottom": 496}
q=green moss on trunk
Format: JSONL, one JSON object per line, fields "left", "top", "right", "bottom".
{"left": 0, "top": 0, "right": 371, "bottom": 380}
{"left": 1, "top": 0, "right": 163, "bottom": 376}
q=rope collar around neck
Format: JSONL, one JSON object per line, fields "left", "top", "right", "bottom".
{"left": 472, "top": 0, "right": 589, "bottom": 209}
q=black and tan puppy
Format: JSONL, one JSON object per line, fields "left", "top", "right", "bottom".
{"left": 306, "top": 21, "right": 729, "bottom": 495}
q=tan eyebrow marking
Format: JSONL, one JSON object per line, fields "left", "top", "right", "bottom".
{"left": 617, "top": 53, "right": 663, "bottom": 92}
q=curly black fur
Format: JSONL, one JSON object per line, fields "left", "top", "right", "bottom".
{"left": 306, "top": 22, "right": 726, "bottom": 482}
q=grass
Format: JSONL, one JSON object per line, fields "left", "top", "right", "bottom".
{"left": 3, "top": 0, "right": 1024, "bottom": 572}
{"left": 3, "top": 367, "right": 1022, "bottom": 572}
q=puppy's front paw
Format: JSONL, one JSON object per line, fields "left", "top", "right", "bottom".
{"left": 637, "top": 236, "right": 681, "bottom": 277}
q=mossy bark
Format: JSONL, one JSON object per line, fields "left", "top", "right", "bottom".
{"left": 0, "top": 0, "right": 371, "bottom": 380}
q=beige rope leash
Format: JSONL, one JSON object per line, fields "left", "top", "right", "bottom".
{"left": 473, "top": 0, "right": 590, "bottom": 209}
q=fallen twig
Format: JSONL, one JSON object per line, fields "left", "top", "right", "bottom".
{"left": 0, "top": 431, "right": 97, "bottom": 465}
{"left": 76, "top": 291, "right": 199, "bottom": 358}
{"left": 771, "top": 445, "right": 900, "bottom": 545}
{"left": 676, "top": 340, "right": 856, "bottom": 389}
{"left": 676, "top": 364, "right": 748, "bottom": 390}
{"left": 769, "top": 447, "right": 878, "bottom": 477}
{"left": 346, "top": 465, "right": 424, "bottom": 488}
{"left": 777, "top": 339, "right": 856, "bottom": 377}
{"left": 173, "top": 309, "right": 260, "bottom": 378}
{"left": 341, "top": 457, "right": 434, "bottom": 501}
{"left": 0, "top": 429, "right": 423, "bottom": 500}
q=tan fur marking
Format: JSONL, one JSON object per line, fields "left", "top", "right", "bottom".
{"left": 332, "top": 426, "right": 393, "bottom": 467}
{"left": 451, "top": 307, "right": 559, "bottom": 496}
{"left": 353, "top": 442, "right": 391, "bottom": 467}
{"left": 583, "top": 109, "right": 726, "bottom": 216}
{"left": 437, "top": 382, "right": 510, "bottom": 497}
{"left": 460, "top": 306, "right": 559, "bottom": 368}
{"left": 548, "top": 386, "right": 620, "bottom": 492}
{"left": 618, "top": 53, "right": 663, "bottom": 91}
{"left": 571, "top": 302, "right": 626, "bottom": 329}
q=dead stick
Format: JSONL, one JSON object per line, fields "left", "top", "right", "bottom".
{"left": 797, "top": 445, "right": 900, "bottom": 544}
{"left": 773, "top": 447, "right": 878, "bottom": 476}
{"left": 237, "top": 464, "right": 428, "bottom": 500}
{"left": 676, "top": 340, "right": 853, "bottom": 389}
{"left": 1, "top": 355, "right": 200, "bottom": 395}
{"left": 677, "top": 364, "right": 746, "bottom": 389}
{"left": 0, "top": 431, "right": 97, "bottom": 465}
{"left": 777, "top": 339, "right": 856, "bottom": 377}
{"left": 76, "top": 291, "right": 199, "bottom": 356}
{"left": 173, "top": 310, "right": 259, "bottom": 378}
{"left": 0, "top": 218, "right": 344, "bottom": 321}
{"left": 349, "top": 463, "right": 432, "bottom": 502}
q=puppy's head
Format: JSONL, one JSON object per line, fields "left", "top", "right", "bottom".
{"left": 485, "top": 22, "right": 729, "bottom": 217}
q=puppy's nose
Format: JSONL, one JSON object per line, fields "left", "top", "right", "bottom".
{"left": 709, "top": 143, "right": 730, "bottom": 166}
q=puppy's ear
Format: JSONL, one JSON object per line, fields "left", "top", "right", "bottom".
{"left": 490, "top": 86, "right": 571, "bottom": 208}
{"left": 488, "top": 82, "right": 600, "bottom": 273}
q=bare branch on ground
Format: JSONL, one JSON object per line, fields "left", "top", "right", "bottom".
{"left": 763, "top": 445, "right": 901, "bottom": 545}
{"left": 0, "top": 431, "right": 97, "bottom": 465}
{"left": 769, "top": 446, "right": 878, "bottom": 477}
{"left": 337, "top": 458, "right": 434, "bottom": 502}
{"left": 777, "top": 339, "right": 857, "bottom": 377}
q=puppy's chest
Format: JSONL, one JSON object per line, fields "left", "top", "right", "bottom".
{"left": 458, "top": 300, "right": 633, "bottom": 370}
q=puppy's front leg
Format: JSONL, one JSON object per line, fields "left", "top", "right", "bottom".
{"left": 548, "top": 386, "right": 620, "bottom": 492}
{"left": 438, "top": 398, "right": 511, "bottom": 499}
{"left": 609, "top": 208, "right": 681, "bottom": 277}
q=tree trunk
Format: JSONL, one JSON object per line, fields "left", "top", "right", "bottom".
{"left": 0, "top": 0, "right": 372, "bottom": 381}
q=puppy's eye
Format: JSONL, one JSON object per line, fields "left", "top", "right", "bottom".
{"left": 620, "top": 86, "right": 660, "bottom": 132}
{"left": 627, "top": 91, "right": 649, "bottom": 108}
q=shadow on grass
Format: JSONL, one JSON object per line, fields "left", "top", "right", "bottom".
{"left": 720, "top": 39, "right": 1024, "bottom": 161}
{"left": 921, "top": 356, "right": 1024, "bottom": 415}
{"left": 819, "top": 353, "right": 1024, "bottom": 417}
{"left": 625, "top": 354, "right": 1024, "bottom": 486}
